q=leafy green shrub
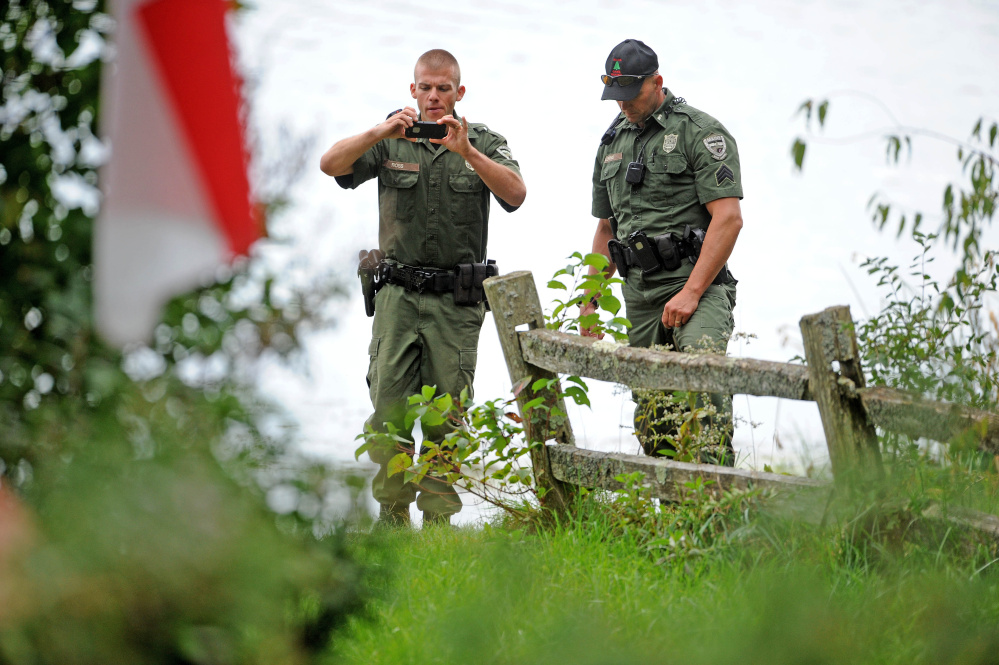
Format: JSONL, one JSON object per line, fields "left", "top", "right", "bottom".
{"left": 794, "top": 100, "right": 998, "bottom": 467}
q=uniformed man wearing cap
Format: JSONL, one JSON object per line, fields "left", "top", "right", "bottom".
{"left": 320, "top": 49, "right": 526, "bottom": 526}
{"left": 581, "top": 39, "right": 743, "bottom": 465}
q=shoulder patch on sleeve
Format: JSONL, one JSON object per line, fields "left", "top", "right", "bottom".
{"left": 715, "top": 163, "right": 736, "bottom": 186}
{"left": 703, "top": 134, "right": 728, "bottom": 161}
{"left": 496, "top": 145, "right": 513, "bottom": 160}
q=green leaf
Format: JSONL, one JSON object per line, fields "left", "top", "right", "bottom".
{"left": 404, "top": 406, "right": 424, "bottom": 430}
{"left": 598, "top": 294, "right": 621, "bottom": 315}
{"left": 564, "top": 386, "right": 590, "bottom": 407}
{"left": 354, "top": 441, "right": 373, "bottom": 460}
{"left": 387, "top": 452, "right": 412, "bottom": 478}
{"left": 421, "top": 385, "right": 436, "bottom": 401}
{"left": 885, "top": 135, "right": 901, "bottom": 163}
{"left": 795, "top": 99, "right": 812, "bottom": 121}
{"left": 433, "top": 394, "right": 452, "bottom": 412}
{"left": 817, "top": 99, "right": 829, "bottom": 127}
{"left": 523, "top": 397, "right": 545, "bottom": 411}
{"left": 532, "top": 377, "right": 555, "bottom": 392}
{"left": 582, "top": 253, "right": 610, "bottom": 271}
{"left": 547, "top": 280, "right": 568, "bottom": 290}
{"left": 791, "top": 138, "right": 806, "bottom": 171}
{"left": 421, "top": 410, "right": 446, "bottom": 427}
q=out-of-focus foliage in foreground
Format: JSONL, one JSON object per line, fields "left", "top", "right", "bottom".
{"left": 1, "top": 2, "right": 366, "bottom": 662}
{"left": 0, "top": 383, "right": 369, "bottom": 665}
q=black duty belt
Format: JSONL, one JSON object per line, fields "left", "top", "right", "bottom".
{"left": 382, "top": 263, "right": 455, "bottom": 293}
{"left": 608, "top": 226, "right": 736, "bottom": 285}
{"left": 359, "top": 257, "right": 498, "bottom": 315}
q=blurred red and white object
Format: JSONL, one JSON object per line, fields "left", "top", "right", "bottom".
{"left": 97, "top": 0, "right": 260, "bottom": 345}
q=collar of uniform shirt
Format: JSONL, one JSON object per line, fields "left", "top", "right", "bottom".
{"left": 619, "top": 88, "right": 680, "bottom": 132}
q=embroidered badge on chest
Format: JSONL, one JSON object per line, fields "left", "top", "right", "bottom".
{"left": 465, "top": 160, "right": 475, "bottom": 171}
{"left": 703, "top": 134, "right": 727, "bottom": 160}
{"left": 662, "top": 134, "right": 678, "bottom": 153}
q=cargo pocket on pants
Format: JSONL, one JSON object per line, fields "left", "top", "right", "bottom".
{"left": 367, "top": 337, "right": 381, "bottom": 393}
{"left": 458, "top": 348, "right": 477, "bottom": 399}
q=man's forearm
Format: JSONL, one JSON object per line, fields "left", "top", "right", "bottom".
{"left": 589, "top": 217, "right": 617, "bottom": 279}
{"left": 684, "top": 197, "right": 742, "bottom": 297}
{"left": 464, "top": 148, "right": 526, "bottom": 207}
{"left": 579, "top": 217, "right": 616, "bottom": 337}
{"left": 319, "top": 126, "right": 383, "bottom": 177}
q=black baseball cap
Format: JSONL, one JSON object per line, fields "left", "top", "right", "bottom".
{"left": 601, "top": 39, "right": 659, "bottom": 101}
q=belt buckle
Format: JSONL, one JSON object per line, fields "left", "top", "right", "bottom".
{"left": 410, "top": 270, "right": 429, "bottom": 293}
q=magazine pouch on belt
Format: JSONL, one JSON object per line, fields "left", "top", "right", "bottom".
{"left": 454, "top": 260, "right": 498, "bottom": 306}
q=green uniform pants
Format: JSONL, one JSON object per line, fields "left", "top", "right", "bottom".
{"left": 365, "top": 284, "right": 485, "bottom": 515}
{"left": 623, "top": 274, "right": 737, "bottom": 465}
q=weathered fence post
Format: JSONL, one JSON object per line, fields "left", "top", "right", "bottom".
{"left": 483, "top": 271, "right": 577, "bottom": 511}
{"left": 799, "top": 306, "right": 883, "bottom": 489}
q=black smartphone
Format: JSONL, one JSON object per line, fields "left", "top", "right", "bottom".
{"left": 405, "top": 121, "right": 448, "bottom": 139}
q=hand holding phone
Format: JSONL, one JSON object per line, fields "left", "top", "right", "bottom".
{"left": 404, "top": 121, "right": 448, "bottom": 140}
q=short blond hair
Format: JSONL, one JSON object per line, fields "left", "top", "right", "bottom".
{"left": 414, "top": 49, "right": 461, "bottom": 86}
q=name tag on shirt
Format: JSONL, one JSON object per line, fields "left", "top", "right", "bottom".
{"left": 383, "top": 160, "right": 420, "bottom": 172}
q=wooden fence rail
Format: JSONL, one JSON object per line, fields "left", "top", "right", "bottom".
{"left": 483, "top": 271, "right": 999, "bottom": 538}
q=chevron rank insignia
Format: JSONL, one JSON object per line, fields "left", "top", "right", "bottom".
{"left": 715, "top": 163, "right": 736, "bottom": 186}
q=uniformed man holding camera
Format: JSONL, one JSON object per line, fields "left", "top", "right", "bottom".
{"left": 320, "top": 49, "right": 525, "bottom": 526}
{"left": 581, "top": 39, "right": 743, "bottom": 464}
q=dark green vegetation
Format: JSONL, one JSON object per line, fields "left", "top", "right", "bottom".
{"left": 0, "top": 382, "right": 369, "bottom": 664}
{"left": 334, "top": 487, "right": 999, "bottom": 665}
{"left": 2, "top": 2, "right": 363, "bottom": 663}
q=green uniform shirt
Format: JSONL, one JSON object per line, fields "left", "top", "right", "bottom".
{"left": 344, "top": 122, "right": 521, "bottom": 270}
{"left": 591, "top": 89, "right": 742, "bottom": 279}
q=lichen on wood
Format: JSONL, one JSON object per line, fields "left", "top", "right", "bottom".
{"left": 548, "top": 444, "right": 830, "bottom": 522}
{"left": 859, "top": 386, "right": 999, "bottom": 455}
{"left": 520, "top": 329, "right": 813, "bottom": 400}
{"left": 800, "top": 306, "right": 883, "bottom": 487}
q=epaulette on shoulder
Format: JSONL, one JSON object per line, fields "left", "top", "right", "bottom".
{"left": 469, "top": 122, "right": 499, "bottom": 140}
{"left": 671, "top": 103, "right": 711, "bottom": 129}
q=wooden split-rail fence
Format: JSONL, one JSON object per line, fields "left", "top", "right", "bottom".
{"left": 482, "top": 271, "right": 999, "bottom": 539}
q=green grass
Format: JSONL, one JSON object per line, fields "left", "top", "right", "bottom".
{"left": 332, "top": 489, "right": 999, "bottom": 665}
